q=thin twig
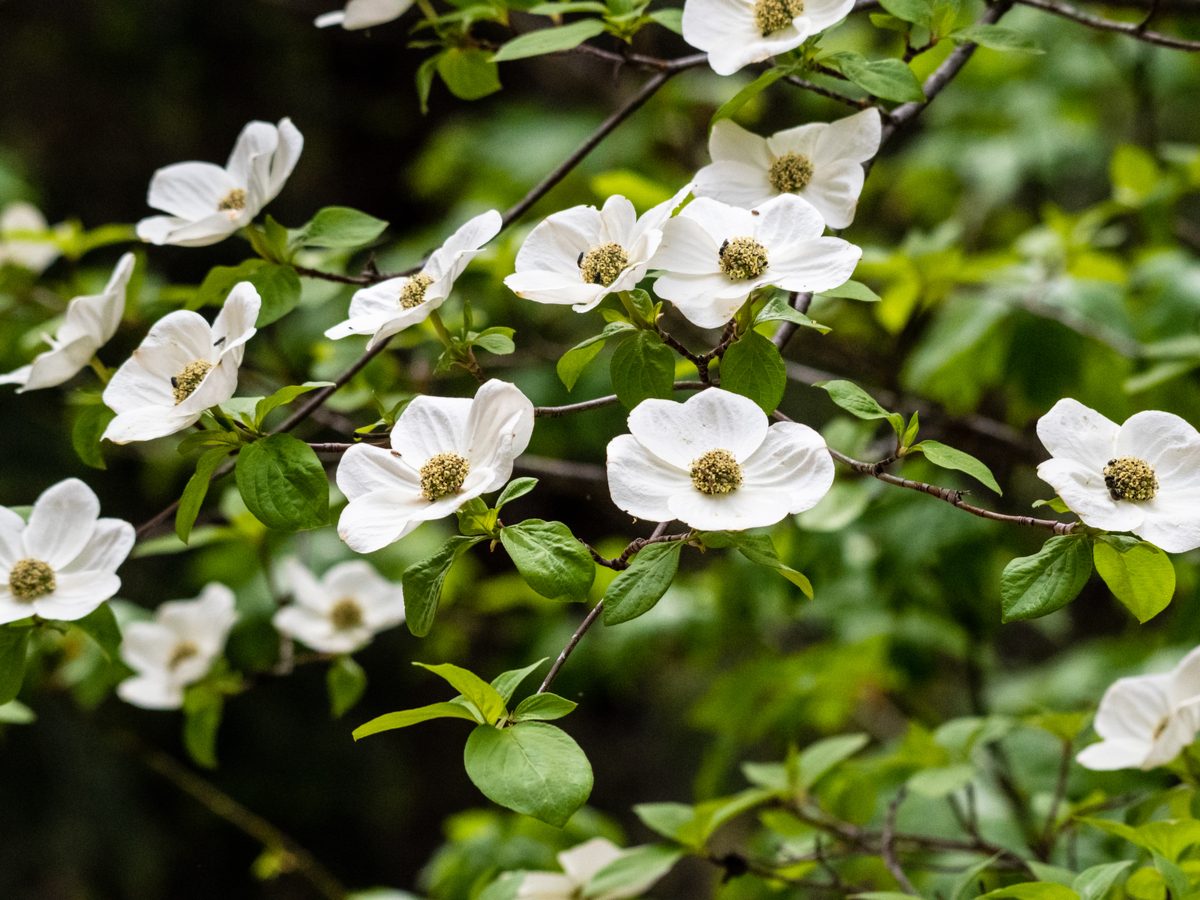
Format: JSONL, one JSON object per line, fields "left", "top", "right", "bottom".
{"left": 1017, "top": 0, "right": 1200, "bottom": 49}
{"left": 533, "top": 381, "right": 705, "bottom": 417}
{"left": 882, "top": 788, "right": 919, "bottom": 895}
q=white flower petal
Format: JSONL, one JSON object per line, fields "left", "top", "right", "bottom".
{"left": 755, "top": 194, "right": 827, "bottom": 247}
{"left": 765, "top": 124, "right": 824, "bottom": 160}
{"left": 692, "top": 160, "right": 775, "bottom": 209}
{"left": 337, "top": 490, "right": 424, "bottom": 553}
{"left": 741, "top": 422, "right": 834, "bottom": 513}
{"left": 465, "top": 380, "right": 536, "bottom": 484}
{"left": 1036, "top": 398, "right": 1119, "bottom": 473}
{"left": 669, "top": 484, "right": 793, "bottom": 531}
{"left": 334, "top": 0, "right": 414, "bottom": 29}
{"left": 797, "top": 159, "right": 865, "bottom": 229}
{"left": 504, "top": 270, "right": 605, "bottom": 308}
{"left": 0, "top": 592, "right": 34, "bottom": 626}
{"left": 60, "top": 517, "right": 134, "bottom": 575}
{"left": 425, "top": 208, "right": 502, "bottom": 283}
{"left": 120, "top": 621, "right": 176, "bottom": 673}
{"left": 1116, "top": 410, "right": 1200, "bottom": 486}
{"left": 1093, "top": 673, "right": 1172, "bottom": 741}
{"left": 0, "top": 509, "right": 25, "bottom": 568}
{"left": 1135, "top": 498, "right": 1200, "bottom": 554}
{"left": 606, "top": 433, "right": 689, "bottom": 523}
{"left": 769, "top": 237, "right": 862, "bottom": 292}
{"left": 813, "top": 107, "right": 882, "bottom": 165}
{"left": 103, "top": 407, "right": 198, "bottom": 444}
{"left": 118, "top": 673, "right": 185, "bottom": 710}
{"left": 1075, "top": 738, "right": 1151, "bottom": 771}
{"left": 652, "top": 215, "right": 723, "bottom": 276}
{"left": 709, "top": 119, "right": 773, "bottom": 168}
{"left": 1036, "top": 457, "right": 1143, "bottom": 532}
{"left": 18, "top": 336, "right": 97, "bottom": 392}
{"left": 33, "top": 571, "right": 120, "bottom": 621}
{"left": 212, "top": 282, "right": 262, "bottom": 360}
{"left": 558, "top": 838, "right": 623, "bottom": 885}
{"left": 628, "top": 389, "right": 767, "bottom": 468}
{"left": 392, "top": 396, "right": 474, "bottom": 464}
{"left": 24, "top": 479, "right": 101, "bottom": 568}
{"left": 336, "top": 443, "right": 421, "bottom": 500}
{"left": 147, "top": 162, "right": 237, "bottom": 220}
{"left": 517, "top": 872, "right": 578, "bottom": 899}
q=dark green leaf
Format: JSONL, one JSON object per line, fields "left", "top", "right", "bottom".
{"left": 603, "top": 540, "right": 683, "bottom": 625}
{"left": 402, "top": 535, "right": 486, "bottom": 637}
{"left": 327, "top": 656, "right": 367, "bottom": 718}
{"left": 176, "top": 447, "right": 232, "bottom": 543}
{"left": 1000, "top": 535, "right": 1093, "bottom": 622}
{"left": 0, "top": 627, "right": 31, "bottom": 705}
{"left": 193, "top": 259, "right": 265, "bottom": 309}
{"left": 248, "top": 263, "right": 302, "bottom": 327}
{"left": 754, "top": 293, "right": 831, "bottom": 331}
{"left": 492, "top": 19, "right": 608, "bottom": 62}
{"left": 71, "top": 404, "right": 114, "bottom": 470}
{"left": 496, "top": 477, "right": 538, "bottom": 510}
{"left": 698, "top": 531, "right": 814, "bottom": 598}
{"left": 182, "top": 687, "right": 224, "bottom": 769}
{"left": 234, "top": 434, "right": 329, "bottom": 531}
{"left": 254, "top": 382, "right": 333, "bottom": 429}
{"left": 824, "top": 52, "right": 925, "bottom": 103}
{"left": 500, "top": 519, "right": 596, "bottom": 600}
{"left": 720, "top": 330, "right": 787, "bottom": 414}
{"left": 815, "top": 379, "right": 905, "bottom": 435}
{"left": 879, "top": 0, "right": 933, "bottom": 26}
{"left": 556, "top": 322, "right": 634, "bottom": 390}
{"left": 610, "top": 331, "right": 675, "bottom": 409}
{"left": 73, "top": 604, "right": 122, "bottom": 661}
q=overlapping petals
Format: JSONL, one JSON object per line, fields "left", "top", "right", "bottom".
{"left": 682, "top": 0, "right": 856, "bottom": 76}
{"left": 315, "top": 0, "right": 414, "bottom": 28}
{"left": 273, "top": 558, "right": 405, "bottom": 654}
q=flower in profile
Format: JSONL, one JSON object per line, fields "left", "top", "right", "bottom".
{"left": 0, "top": 201, "right": 60, "bottom": 273}
{"left": 651, "top": 195, "right": 861, "bottom": 328}
{"left": 117, "top": 584, "right": 239, "bottom": 711}
{"left": 682, "top": 0, "right": 856, "bottom": 76}
{"left": 0, "top": 479, "right": 134, "bottom": 625}
{"left": 504, "top": 189, "right": 690, "bottom": 313}
{"left": 273, "top": 559, "right": 405, "bottom": 654}
{"left": 1077, "top": 647, "right": 1200, "bottom": 771}
{"left": 1036, "top": 398, "right": 1200, "bottom": 553}
{"left": 102, "top": 282, "right": 261, "bottom": 444}
{"left": 607, "top": 388, "right": 834, "bottom": 531}
{"left": 136, "top": 118, "right": 303, "bottom": 247}
{"left": 0, "top": 253, "right": 135, "bottom": 392}
{"left": 517, "top": 838, "right": 636, "bottom": 900}
{"left": 325, "top": 209, "right": 501, "bottom": 349}
{"left": 337, "top": 380, "right": 535, "bottom": 553}
{"left": 315, "top": 0, "right": 414, "bottom": 28}
{"left": 693, "top": 109, "right": 882, "bottom": 228}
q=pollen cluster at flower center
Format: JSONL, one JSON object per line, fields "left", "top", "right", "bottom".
{"left": 168, "top": 642, "right": 200, "bottom": 670}
{"left": 754, "top": 0, "right": 804, "bottom": 36}
{"left": 420, "top": 452, "right": 471, "bottom": 501}
{"left": 719, "top": 237, "right": 769, "bottom": 281}
{"left": 218, "top": 188, "right": 247, "bottom": 213}
{"left": 1103, "top": 456, "right": 1158, "bottom": 502}
{"left": 769, "top": 152, "right": 815, "bottom": 193}
{"left": 690, "top": 449, "right": 743, "bottom": 495}
{"left": 400, "top": 273, "right": 435, "bottom": 309}
{"left": 330, "top": 597, "right": 365, "bottom": 630}
{"left": 579, "top": 242, "right": 629, "bottom": 287}
{"left": 172, "top": 360, "right": 213, "bottom": 404}
{"left": 9, "top": 558, "right": 56, "bottom": 601}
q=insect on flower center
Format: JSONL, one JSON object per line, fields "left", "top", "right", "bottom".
{"left": 8, "top": 558, "right": 56, "bottom": 601}
{"left": 718, "top": 237, "right": 769, "bottom": 281}
{"left": 690, "top": 449, "right": 743, "bottom": 496}
{"left": 420, "top": 452, "right": 471, "bottom": 502}
{"left": 172, "top": 360, "right": 213, "bottom": 405}
{"left": 399, "top": 273, "right": 435, "bottom": 309}
{"left": 1103, "top": 456, "right": 1158, "bottom": 502}
{"left": 217, "top": 188, "right": 247, "bottom": 213}
{"left": 769, "top": 152, "right": 815, "bottom": 193}
{"left": 578, "top": 242, "right": 629, "bottom": 287}
{"left": 330, "top": 598, "right": 365, "bottom": 631}
{"left": 168, "top": 641, "right": 200, "bottom": 670}
{"left": 754, "top": 0, "right": 805, "bottom": 35}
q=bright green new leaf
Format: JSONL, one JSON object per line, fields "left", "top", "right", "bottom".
{"left": 1000, "top": 535, "right": 1093, "bottom": 622}
{"left": 402, "top": 535, "right": 486, "bottom": 637}
{"left": 711, "top": 68, "right": 788, "bottom": 126}
{"left": 327, "top": 656, "right": 367, "bottom": 719}
{"left": 1093, "top": 537, "right": 1175, "bottom": 623}
{"left": 798, "top": 733, "right": 870, "bottom": 791}
{"left": 911, "top": 439, "right": 1002, "bottom": 494}
{"left": 610, "top": 331, "right": 675, "bottom": 409}
{"left": 557, "top": 322, "right": 634, "bottom": 390}
{"left": 1073, "top": 861, "right": 1132, "bottom": 900}
{"left": 754, "top": 293, "right": 831, "bottom": 332}
{"left": 977, "top": 885, "right": 1079, "bottom": 899}
{"left": 512, "top": 692, "right": 577, "bottom": 722}
{"left": 492, "top": 20, "right": 608, "bottom": 62}
{"left": 415, "top": 662, "right": 508, "bottom": 726}
{"left": 293, "top": 206, "right": 388, "bottom": 249}
{"left": 646, "top": 8, "right": 683, "bottom": 33}
{"left": 254, "top": 382, "right": 334, "bottom": 428}
{"left": 235, "top": 434, "right": 329, "bottom": 531}
{"left": 815, "top": 279, "right": 882, "bottom": 303}
{"left": 603, "top": 540, "right": 683, "bottom": 625}
{"left": 907, "top": 763, "right": 975, "bottom": 798}
{"left": 496, "top": 477, "right": 538, "bottom": 510}
{"left": 437, "top": 48, "right": 502, "bottom": 101}
{"left": 352, "top": 701, "right": 481, "bottom": 740}
{"left": 815, "top": 380, "right": 905, "bottom": 435}
{"left": 500, "top": 519, "right": 596, "bottom": 600}
{"left": 720, "top": 331, "right": 787, "bottom": 414}
{"left": 491, "top": 658, "right": 549, "bottom": 704}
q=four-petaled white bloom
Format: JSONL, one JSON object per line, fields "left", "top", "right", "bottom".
{"left": 693, "top": 110, "right": 882, "bottom": 229}
{"left": 607, "top": 388, "right": 834, "bottom": 531}
{"left": 1036, "top": 398, "right": 1200, "bottom": 553}
{"left": 273, "top": 558, "right": 405, "bottom": 654}
{"left": 1077, "top": 647, "right": 1200, "bottom": 771}
{"left": 117, "top": 584, "right": 239, "bottom": 710}
{"left": 136, "top": 118, "right": 303, "bottom": 247}
{"left": 102, "top": 282, "right": 261, "bottom": 444}
{"left": 651, "top": 196, "right": 861, "bottom": 328}
{"left": 0, "top": 253, "right": 135, "bottom": 393}
{"left": 517, "top": 838, "right": 635, "bottom": 900}
{"left": 0, "top": 479, "right": 134, "bottom": 625}
{"left": 682, "top": 0, "right": 856, "bottom": 76}
{"left": 315, "top": 0, "right": 414, "bottom": 28}
{"left": 0, "top": 201, "right": 60, "bottom": 273}
{"left": 337, "top": 380, "right": 535, "bottom": 552}
{"left": 325, "top": 210, "right": 501, "bottom": 349}
{"left": 504, "top": 189, "right": 689, "bottom": 313}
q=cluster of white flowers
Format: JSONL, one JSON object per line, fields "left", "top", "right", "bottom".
{"left": 273, "top": 558, "right": 406, "bottom": 654}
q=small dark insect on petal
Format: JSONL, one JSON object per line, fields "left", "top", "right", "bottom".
{"left": 170, "top": 377, "right": 179, "bottom": 388}
{"left": 213, "top": 336, "right": 227, "bottom": 347}
{"left": 719, "top": 239, "right": 729, "bottom": 255}
{"left": 576, "top": 252, "right": 585, "bottom": 268}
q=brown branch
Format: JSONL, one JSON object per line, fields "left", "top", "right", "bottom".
{"left": 784, "top": 76, "right": 876, "bottom": 109}
{"left": 882, "top": 788, "right": 919, "bottom": 895}
{"left": 1016, "top": 0, "right": 1200, "bottom": 49}
{"left": 534, "top": 381, "right": 705, "bottom": 417}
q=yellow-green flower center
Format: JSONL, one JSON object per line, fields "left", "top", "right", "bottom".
{"left": 172, "top": 359, "right": 213, "bottom": 405}
{"left": 754, "top": 0, "right": 804, "bottom": 35}
{"left": 420, "top": 452, "right": 471, "bottom": 501}
{"left": 218, "top": 188, "right": 247, "bottom": 212}
{"left": 330, "top": 598, "right": 365, "bottom": 630}
{"left": 400, "top": 273, "right": 435, "bottom": 309}
{"left": 690, "top": 449, "right": 743, "bottom": 496}
{"left": 9, "top": 558, "right": 56, "bottom": 601}
{"left": 168, "top": 641, "right": 200, "bottom": 670}
{"left": 768, "top": 152, "right": 815, "bottom": 194}
{"left": 1103, "top": 456, "right": 1158, "bottom": 502}
{"left": 719, "top": 237, "right": 769, "bottom": 281}
{"left": 578, "top": 242, "right": 630, "bottom": 287}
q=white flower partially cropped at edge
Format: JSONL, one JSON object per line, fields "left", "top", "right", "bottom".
{"left": 315, "top": 0, "right": 414, "bottom": 28}
{"left": 607, "top": 388, "right": 834, "bottom": 531}
{"left": 117, "top": 584, "right": 239, "bottom": 711}
{"left": 136, "top": 117, "right": 303, "bottom": 247}
{"left": 1036, "top": 398, "right": 1200, "bottom": 553}
{"left": 0, "top": 201, "right": 60, "bottom": 273}
{"left": 102, "top": 282, "right": 261, "bottom": 444}
{"left": 517, "top": 838, "right": 637, "bottom": 900}
{"left": 0, "top": 253, "right": 134, "bottom": 393}
{"left": 325, "top": 210, "right": 501, "bottom": 350}
{"left": 651, "top": 195, "right": 861, "bottom": 329}
{"left": 1077, "top": 647, "right": 1200, "bottom": 771}
{"left": 682, "top": 0, "right": 855, "bottom": 76}
{"left": 337, "top": 380, "right": 535, "bottom": 553}
{"left": 0, "top": 478, "right": 134, "bottom": 625}
{"left": 504, "top": 188, "right": 690, "bottom": 313}
{"left": 273, "top": 558, "right": 405, "bottom": 654}
{"left": 694, "top": 109, "right": 882, "bottom": 228}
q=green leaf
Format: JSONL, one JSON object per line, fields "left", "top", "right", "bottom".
{"left": 496, "top": 477, "right": 538, "bottom": 510}
{"left": 798, "top": 733, "right": 870, "bottom": 791}
{"left": 471, "top": 326, "right": 516, "bottom": 356}
{"left": 583, "top": 845, "right": 683, "bottom": 898}
{"left": 327, "top": 656, "right": 367, "bottom": 718}
{"left": 720, "top": 331, "right": 787, "bottom": 414}
{"left": 402, "top": 535, "right": 486, "bottom": 637}
{"left": 253, "top": 382, "right": 334, "bottom": 428}
{"left": 603, "top": 540, "right": 683, "bottom": 625}
{"left": 911, "top": 440, "right": 1002, "bottom": 494}
{"left": 500, "top": 519, "right": 596, "bottom": 600}
{"left": 437, "top": 48, "right": 502, "bottom": 101}
{"left": 234, "top": 434, "right": 329, "bottom": 531}
{"left": 878, "top": 0, "right": 933, "bottom": 27}
{"left": 352, "top": 701, "right": 481, "bottom": 740}
{"left": 512, "top": 692, "right": 577, "bottom": 722}
{"left": 463, "top": 722, "right": 593, "bottom": 827}
{"left": 1093, "top": 538, "right": 1175, "bottom": 623}
{"left": 1073, "top": 861, "right": 1132, "bottom": 900}
{"left": 610, "top": 331, "right": 675, "bottom": 409}
{"left": 556, "top": 322, "right": 635, "bottom": 390}
{"left": 491, "top": 658, "right": 549, "bottom": 704}
{"left": 754, "top": 293, "right": 831, "bottom": 332}
{"left": 823, "top": 52, "right": 925, "bottom": 103}
{"left": 815, "top": 380, "right": 905, "bottom": 435}
{"left": 633, "top": 803, "right": 697, "bottom": 845}
{"left": 0, "top": 627, "right": 31, "bottom": 705}
{"left": 907, "top": 763, "right": 975, "bottom": 798}
{"left": 415, "top": 661, "right": 508, "bottom": 726}
{"left": 711, "top": 68, "right": 787, "bottom": 126}
{"left": 193, "top": 259, "right": 265, "bottom": 309}
{"left": 954, "top": 23, "right": 1044, "bottom": 53}
{"left": 815, "top": 279, "right": 881, "bottom": 303}
{"left": 73, "top": 604, "right": 122, "bottom": 661}
{"left": 646, "top": 8, "right": 683, "bottom": 33}
{"left": 293, "top": 206, "right": 388, "bottom": 249}
{"left": 248, "top": 263, "right": 302, "bottom": 327}
{"left": 71, "top": 404, "right": 114, "bottom": 470}
{"left": 1000, "top": 535, "right": 1093, "bottom": 622}
{"left": 182, "top": 687, "right": 224, "bottom": 769}
{"left": 176, "top": 447, "right": 232, "bottom": 543}
{"left": 491, "top": 19, "right": 608, "bottom": 62}
{"left": 698, "top": 531, "right": 813, "bottom": 598}
{"left": 977, "top": 886, "right": 1079, "bottom": 900}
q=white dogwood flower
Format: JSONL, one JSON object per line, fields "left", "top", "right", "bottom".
{"left": 315, "top": 0, "right": 414, "bottom": 28}
{"left": 0, "top": 253, "right": 134, "bottom": 392}
{"left": 607, "top": 388, "right": 834, "bottom": 531}
{"left": 1077, "top": 647, "right": 1200, "bottom": 771}
{"left": 693, "top": 110, "right": 882, "bottom": 228}
{"left": 325, "top": 209, "right": 501, "bottom": 349}
{"left": 273, "top": 558, "right": 405, "bottom": 654}
{"left": 651, "top": 195, "right": 861, "bottom": 328}
{"left": 136, "top": 118, "right": 303, "bottom": 247}
{"left": 517, "top": 838, "right": 634, "bottom": 900}
{"left": 117, "top": 584, "right": 238, "bottom": 711}
{"left": 1036, "top": 398, "right": 1200, "bottom": 553}
{"left": 337, "top": 380, "right": 535, "bottom": 552}
{"left": 504, "top": 189, "right": 689, "bottom": 313}
{"left": 102, "top": 282, "right": 261, "bottom": 444}
{"left": 682, "top": 0, "right": 856, "bottom": 76}
{"left": 0, "top": 201, "right": 60, "bottom": 273}
{"left": 0, "top": 479, "right": 134, "bottom": 625}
